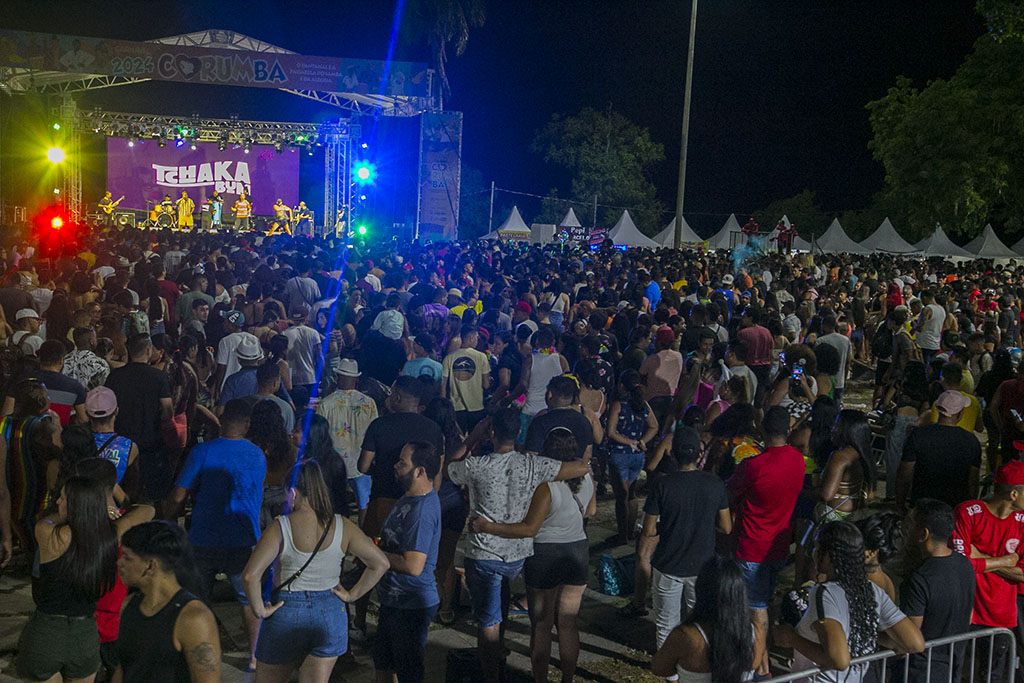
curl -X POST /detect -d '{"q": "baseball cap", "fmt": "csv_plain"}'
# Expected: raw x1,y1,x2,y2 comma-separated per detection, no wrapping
721,274,734,286
290,305,310,322
448,288,463,299
86,386,117,418
236,333,264,362
223,310,245,326
655,326,675,345
15,308,39,321
996,460,1024,486
336,358,361,377
935,390,971,417
515,301,532,314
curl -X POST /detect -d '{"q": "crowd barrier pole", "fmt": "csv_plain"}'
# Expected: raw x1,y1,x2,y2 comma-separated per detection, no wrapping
763,627,1016,683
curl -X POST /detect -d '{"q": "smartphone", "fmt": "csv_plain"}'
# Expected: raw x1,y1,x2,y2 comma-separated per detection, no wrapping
1012,408,1023,425
791,364,804,382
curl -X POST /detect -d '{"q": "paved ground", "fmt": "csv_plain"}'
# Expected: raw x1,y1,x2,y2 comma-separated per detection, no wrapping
0,371,887,682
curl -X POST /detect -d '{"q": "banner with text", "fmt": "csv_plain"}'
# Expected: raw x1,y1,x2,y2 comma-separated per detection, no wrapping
0,29,429,96
106,139,299,214
417,112,462,241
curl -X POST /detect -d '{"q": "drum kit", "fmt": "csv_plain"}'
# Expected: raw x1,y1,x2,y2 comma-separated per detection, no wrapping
148,204,175,229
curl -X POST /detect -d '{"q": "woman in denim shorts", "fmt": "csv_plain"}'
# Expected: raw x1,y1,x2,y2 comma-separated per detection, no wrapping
242,460,390,682
606,370,659,543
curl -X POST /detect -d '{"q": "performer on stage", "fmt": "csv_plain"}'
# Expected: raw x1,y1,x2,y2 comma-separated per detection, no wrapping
268,198,293,235
233,192,252,232
176,191,195,231
97,190,123,229
209,191,224,230
294,201,313,236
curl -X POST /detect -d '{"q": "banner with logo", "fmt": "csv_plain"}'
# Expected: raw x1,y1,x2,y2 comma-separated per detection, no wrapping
0,29,429,96
106,138,299,214
417,112,462,241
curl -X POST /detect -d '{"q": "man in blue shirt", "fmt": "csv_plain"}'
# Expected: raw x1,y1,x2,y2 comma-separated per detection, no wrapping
373,441,442,683
166,398,266,671
642,269,661,309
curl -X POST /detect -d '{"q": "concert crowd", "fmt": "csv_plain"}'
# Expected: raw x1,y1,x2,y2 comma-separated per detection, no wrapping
2,225,1024,683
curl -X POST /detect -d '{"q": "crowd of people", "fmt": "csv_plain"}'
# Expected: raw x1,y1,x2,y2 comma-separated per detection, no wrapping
2,226,1024,682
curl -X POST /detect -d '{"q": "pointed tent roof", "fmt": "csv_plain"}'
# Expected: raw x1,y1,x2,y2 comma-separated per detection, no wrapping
496,206,531,237
1012,236,1024,256
792,236,812,252
608,210,659,249
965,224,1018,259
708,214,742,250
559,208,582,228
858,218,918,254
915,226,974,258
815,218,868,254
654,217,703,248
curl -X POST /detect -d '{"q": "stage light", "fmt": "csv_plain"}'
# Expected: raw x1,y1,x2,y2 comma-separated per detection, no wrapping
190,142,197,150
295,134,305,143
361,142,368,149
357,224,368,236
353,161,377,185
53,188,60,195
127,140,135,148
244,142,251,154
46,147,66,163
52,122,61,131
51,217,63,230
359,194,367,201
159,140,165,148
175,139,185,148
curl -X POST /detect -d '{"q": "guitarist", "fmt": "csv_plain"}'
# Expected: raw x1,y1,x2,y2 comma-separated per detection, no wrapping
98,191,124,229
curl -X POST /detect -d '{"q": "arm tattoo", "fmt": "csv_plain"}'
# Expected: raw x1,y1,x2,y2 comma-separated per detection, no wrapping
187,642,218,672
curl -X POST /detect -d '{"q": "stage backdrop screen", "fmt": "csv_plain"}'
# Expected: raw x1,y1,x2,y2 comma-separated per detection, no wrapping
106,138,299,215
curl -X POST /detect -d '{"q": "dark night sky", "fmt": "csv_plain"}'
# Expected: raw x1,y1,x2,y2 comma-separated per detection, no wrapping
1,0,985,234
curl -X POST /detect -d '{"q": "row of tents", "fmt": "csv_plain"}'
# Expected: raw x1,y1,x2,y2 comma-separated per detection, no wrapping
485,206,1023,260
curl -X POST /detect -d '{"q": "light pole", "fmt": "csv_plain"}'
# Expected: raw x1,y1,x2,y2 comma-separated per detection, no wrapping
674,0,698,249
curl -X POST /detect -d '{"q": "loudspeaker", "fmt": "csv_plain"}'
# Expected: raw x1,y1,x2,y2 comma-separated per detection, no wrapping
115,212,136,229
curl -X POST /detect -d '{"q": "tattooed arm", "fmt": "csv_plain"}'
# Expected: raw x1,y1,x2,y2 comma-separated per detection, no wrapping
175,600,221,682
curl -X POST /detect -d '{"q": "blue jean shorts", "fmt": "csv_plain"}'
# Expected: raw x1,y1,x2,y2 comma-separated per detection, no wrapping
736,558,784,610
609,450,645,482
349,475,371,511
255,589,348,664
464,557,525,628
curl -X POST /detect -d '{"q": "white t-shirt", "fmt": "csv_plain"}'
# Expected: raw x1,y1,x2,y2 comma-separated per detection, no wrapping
817,332,853,389
215,331,250,389
282,324,324,385
792,581,906,683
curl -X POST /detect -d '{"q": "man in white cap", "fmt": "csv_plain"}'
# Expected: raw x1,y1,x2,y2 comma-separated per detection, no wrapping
11,309,42,355
316,358,379,526
212,310,247,401
217,334,266,414
282,305,323,407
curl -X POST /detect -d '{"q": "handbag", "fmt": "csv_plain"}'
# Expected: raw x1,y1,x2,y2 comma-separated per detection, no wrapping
269,518,332,603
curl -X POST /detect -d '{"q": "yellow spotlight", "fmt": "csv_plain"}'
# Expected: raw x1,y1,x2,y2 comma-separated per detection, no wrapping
51,217,63,229
47,147,66,163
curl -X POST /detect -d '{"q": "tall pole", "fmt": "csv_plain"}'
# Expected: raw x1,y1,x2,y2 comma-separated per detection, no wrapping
674,0,698,249
592,194,598,228
487,180,495,233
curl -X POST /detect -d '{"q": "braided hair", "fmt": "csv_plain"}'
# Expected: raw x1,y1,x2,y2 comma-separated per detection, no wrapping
818,521,878,657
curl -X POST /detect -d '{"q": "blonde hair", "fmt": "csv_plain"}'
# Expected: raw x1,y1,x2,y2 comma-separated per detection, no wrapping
290,460,334,527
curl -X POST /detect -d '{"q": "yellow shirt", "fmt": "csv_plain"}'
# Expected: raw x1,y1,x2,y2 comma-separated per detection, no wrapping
925,391,981,432
450,301,483,318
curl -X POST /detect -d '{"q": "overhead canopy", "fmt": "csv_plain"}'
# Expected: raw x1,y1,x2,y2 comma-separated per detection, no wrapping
609,210,659,249
707,214,742,250
559,208,582,228
1012,236,1024,256
817,218,869,254
653,217,703,247
496,206,531,238
914,226,974,259
858,218,918,254
965,224,1018,259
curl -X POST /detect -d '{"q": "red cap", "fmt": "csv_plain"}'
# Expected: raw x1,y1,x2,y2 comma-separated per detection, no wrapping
655,326,675,345
515,301,532,314
995,460,1024,486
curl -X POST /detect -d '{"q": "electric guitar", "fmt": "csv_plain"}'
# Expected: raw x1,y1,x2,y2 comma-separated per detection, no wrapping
100,196,125,214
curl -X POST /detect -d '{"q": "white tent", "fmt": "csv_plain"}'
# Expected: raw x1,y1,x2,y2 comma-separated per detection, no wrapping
496,206,531,240
816,218,869,254
653,217,703,247
707,214,742,250
559,208,582,228
858,218,918,254
792,236,813,252
1012,236,1024,256
965,224,1018,259
914,226,974,259
767,215,813,251
608,210,659,249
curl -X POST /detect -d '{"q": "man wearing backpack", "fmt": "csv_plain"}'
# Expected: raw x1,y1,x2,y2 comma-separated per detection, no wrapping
872,311,896,407
968,332,994,386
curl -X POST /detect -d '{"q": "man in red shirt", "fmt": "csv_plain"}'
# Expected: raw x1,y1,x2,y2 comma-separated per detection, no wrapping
736,305,773,404
951,460,1024,679
727,405,805,674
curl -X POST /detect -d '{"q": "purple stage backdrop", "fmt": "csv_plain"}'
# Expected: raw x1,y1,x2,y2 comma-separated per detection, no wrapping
106,138,299,215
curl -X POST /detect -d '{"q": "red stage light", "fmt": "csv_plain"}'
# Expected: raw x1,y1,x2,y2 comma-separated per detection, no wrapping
50,217,63,230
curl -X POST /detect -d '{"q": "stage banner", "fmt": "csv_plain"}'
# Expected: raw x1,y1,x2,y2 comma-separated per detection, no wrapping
0,29,428,96
106,139,299,215
417,112,462,241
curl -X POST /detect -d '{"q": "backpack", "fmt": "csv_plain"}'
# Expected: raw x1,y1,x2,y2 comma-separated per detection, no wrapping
597,553,636,596
0,343,35,395
871,321,894,358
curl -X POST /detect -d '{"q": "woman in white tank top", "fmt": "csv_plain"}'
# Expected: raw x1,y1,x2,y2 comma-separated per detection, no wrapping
242,460,390,682
520,327,570,418
651,557,764,683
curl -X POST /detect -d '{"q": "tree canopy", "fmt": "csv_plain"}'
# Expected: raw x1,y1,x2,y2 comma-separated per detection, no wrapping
533,107,666,235
866,35,1024,240
751,190,827,239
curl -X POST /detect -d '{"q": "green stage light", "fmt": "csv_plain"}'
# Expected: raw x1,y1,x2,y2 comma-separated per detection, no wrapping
52,122,61,131
357,225,368,236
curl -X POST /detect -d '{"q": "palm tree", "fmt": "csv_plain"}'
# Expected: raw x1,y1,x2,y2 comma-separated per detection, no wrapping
406,0,486,99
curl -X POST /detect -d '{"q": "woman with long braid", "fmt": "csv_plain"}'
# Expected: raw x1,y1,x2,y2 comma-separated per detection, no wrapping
775,521,924,682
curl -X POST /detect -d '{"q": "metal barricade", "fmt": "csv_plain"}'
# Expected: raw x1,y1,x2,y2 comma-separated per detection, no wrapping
764,627,1017,683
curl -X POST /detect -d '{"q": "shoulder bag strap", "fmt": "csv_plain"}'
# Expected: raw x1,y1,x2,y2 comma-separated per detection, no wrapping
96,433,119,456
272,517,332,594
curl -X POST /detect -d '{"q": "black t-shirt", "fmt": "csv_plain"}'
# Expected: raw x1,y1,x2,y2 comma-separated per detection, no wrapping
523,407,594,460
0,288,34,323
644,469,729,577
899,552,975,681
901,423,981,508
361,412,444,500
105,362,172,452
497,349,523,391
